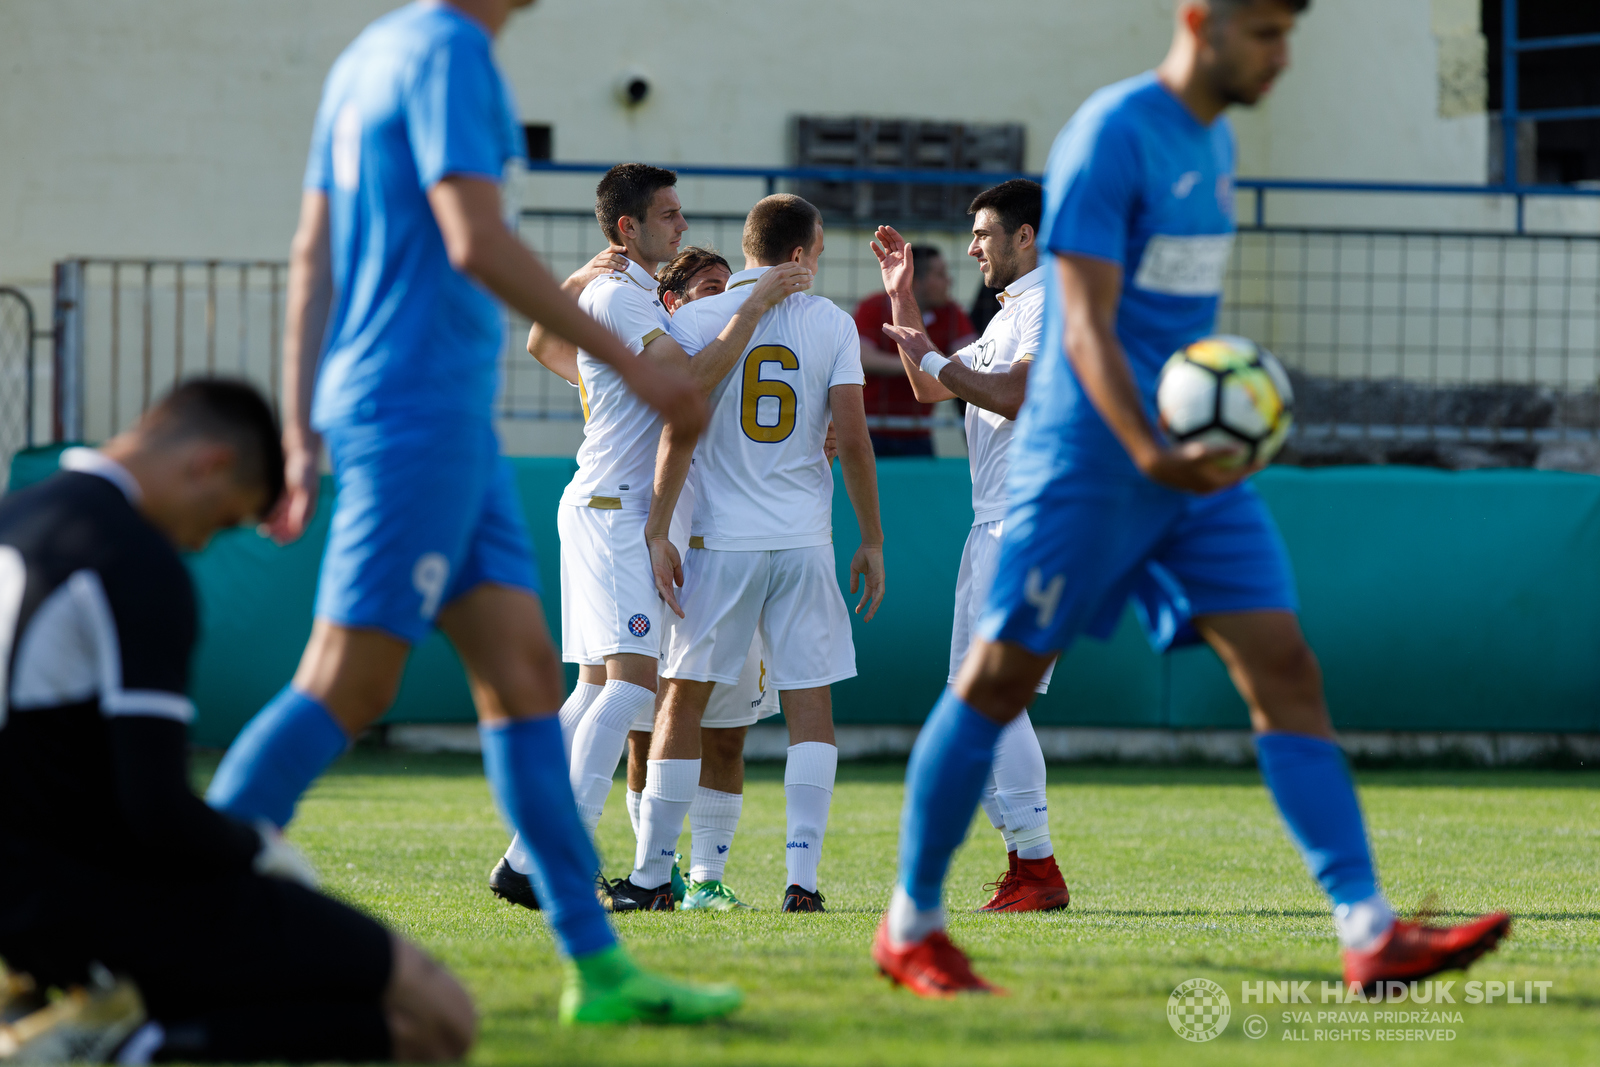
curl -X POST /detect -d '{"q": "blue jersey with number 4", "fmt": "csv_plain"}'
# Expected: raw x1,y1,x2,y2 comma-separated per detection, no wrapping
1012,72,1236,493
303,2,523,431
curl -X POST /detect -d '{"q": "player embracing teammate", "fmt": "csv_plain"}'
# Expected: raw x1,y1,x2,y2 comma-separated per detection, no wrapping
630,194,887,913
874,0,1510,997
489,164,805,912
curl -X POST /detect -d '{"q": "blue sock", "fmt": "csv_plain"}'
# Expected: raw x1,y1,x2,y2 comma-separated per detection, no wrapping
898,689,1004,911
1255,733,1379,906
206,686,349,828
480,717,616,958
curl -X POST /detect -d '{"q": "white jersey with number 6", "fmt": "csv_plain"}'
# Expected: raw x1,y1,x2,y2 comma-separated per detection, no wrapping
666,266,864,550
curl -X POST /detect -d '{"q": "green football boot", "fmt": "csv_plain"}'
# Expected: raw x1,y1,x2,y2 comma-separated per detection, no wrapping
560,945,743,1026
682,879,754,911
671,853,687,903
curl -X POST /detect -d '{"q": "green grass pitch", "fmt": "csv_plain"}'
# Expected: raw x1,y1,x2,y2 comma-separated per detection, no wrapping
260,752,1598,1066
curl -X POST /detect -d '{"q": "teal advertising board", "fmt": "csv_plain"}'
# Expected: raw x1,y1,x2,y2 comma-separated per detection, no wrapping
11,450,1599,743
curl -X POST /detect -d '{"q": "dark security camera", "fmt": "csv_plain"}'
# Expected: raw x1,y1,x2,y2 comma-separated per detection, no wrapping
615,70,651,107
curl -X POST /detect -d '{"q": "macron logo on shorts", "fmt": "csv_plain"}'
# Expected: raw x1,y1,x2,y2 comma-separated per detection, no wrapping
628,613,651,637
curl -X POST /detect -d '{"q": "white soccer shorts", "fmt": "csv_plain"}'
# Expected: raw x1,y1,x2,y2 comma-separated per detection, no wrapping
557,504,663,664
950,519,1056,693
633,636,781,731
662,545,856,689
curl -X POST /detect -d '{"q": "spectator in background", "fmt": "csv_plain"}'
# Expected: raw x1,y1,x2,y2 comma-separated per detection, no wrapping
854,245,977,457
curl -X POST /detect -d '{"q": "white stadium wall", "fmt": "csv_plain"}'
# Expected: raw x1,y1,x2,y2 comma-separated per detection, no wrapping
1,0,1512,290
8,0,1584,452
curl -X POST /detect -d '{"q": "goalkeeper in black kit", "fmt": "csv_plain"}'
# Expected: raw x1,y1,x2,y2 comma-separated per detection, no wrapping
0,380,473,1064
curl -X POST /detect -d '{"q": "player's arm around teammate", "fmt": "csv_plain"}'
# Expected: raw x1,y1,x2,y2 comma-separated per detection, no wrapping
526,245,632,386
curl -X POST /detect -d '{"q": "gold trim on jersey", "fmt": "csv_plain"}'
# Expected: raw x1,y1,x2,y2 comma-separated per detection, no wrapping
615,263,659,293
689,536,705,549
576,372,591,422
728,277,759,290
640,327,666,348
587,496,622,510
1016,353,1036,363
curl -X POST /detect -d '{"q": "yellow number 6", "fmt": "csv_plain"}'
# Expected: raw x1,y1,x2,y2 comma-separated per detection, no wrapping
740,345,798,443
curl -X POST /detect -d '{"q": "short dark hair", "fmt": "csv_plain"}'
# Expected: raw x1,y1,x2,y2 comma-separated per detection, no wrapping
141,378,284,514
1209,0,1310,14
909,244,944,273
594,163,678,245
657,246,732,301
742,194,822,264
968,180,1043,236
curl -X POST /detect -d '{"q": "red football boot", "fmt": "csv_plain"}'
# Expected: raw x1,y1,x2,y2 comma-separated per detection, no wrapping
977,855,1071,913
976,852,1019,911
872,917,1007,998
1343,912,1511,994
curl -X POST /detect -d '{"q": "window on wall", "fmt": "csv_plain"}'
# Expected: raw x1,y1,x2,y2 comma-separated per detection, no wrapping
791,117,1025,224
1483,2,1600,184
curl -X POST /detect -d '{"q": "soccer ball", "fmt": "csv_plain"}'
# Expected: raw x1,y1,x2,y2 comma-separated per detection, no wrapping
1156,335,1294,468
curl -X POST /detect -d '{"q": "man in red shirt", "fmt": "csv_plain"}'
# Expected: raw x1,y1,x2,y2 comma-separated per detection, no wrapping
854,245,977,456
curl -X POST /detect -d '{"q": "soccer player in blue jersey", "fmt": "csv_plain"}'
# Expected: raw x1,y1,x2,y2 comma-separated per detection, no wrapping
202,0,741,1025
873,0,1510,998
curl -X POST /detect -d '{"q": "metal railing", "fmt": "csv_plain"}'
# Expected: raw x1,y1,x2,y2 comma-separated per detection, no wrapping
51,259,284,445
43,165,1600,452
0,288,38,481
1220,227,1600,445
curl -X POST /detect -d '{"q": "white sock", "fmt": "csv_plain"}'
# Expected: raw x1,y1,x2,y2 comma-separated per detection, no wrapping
503,833,536,875
630,758,699,888
994,711,1052,859
626,788,643,838
1010,822,1052,861
568,680,654,836
504,682,606,872
688,787,743,883
784,742,837,893
557,680,605,760
978,777,1019,852
1334,892,1396,951
887,886,946,947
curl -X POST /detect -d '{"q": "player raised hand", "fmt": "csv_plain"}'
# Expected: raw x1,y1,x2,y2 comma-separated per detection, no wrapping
850,542,886,622
870,225,915,294
743,261,814,310
262,441,321,545
648,535,685,619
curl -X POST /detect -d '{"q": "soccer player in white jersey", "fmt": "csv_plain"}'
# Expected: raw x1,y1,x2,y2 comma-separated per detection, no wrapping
870,180,1071,913
491,167,807,910
620,194,887,913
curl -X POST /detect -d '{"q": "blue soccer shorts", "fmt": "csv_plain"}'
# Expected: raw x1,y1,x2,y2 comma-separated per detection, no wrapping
315,418,541,644
977,474,1298,656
